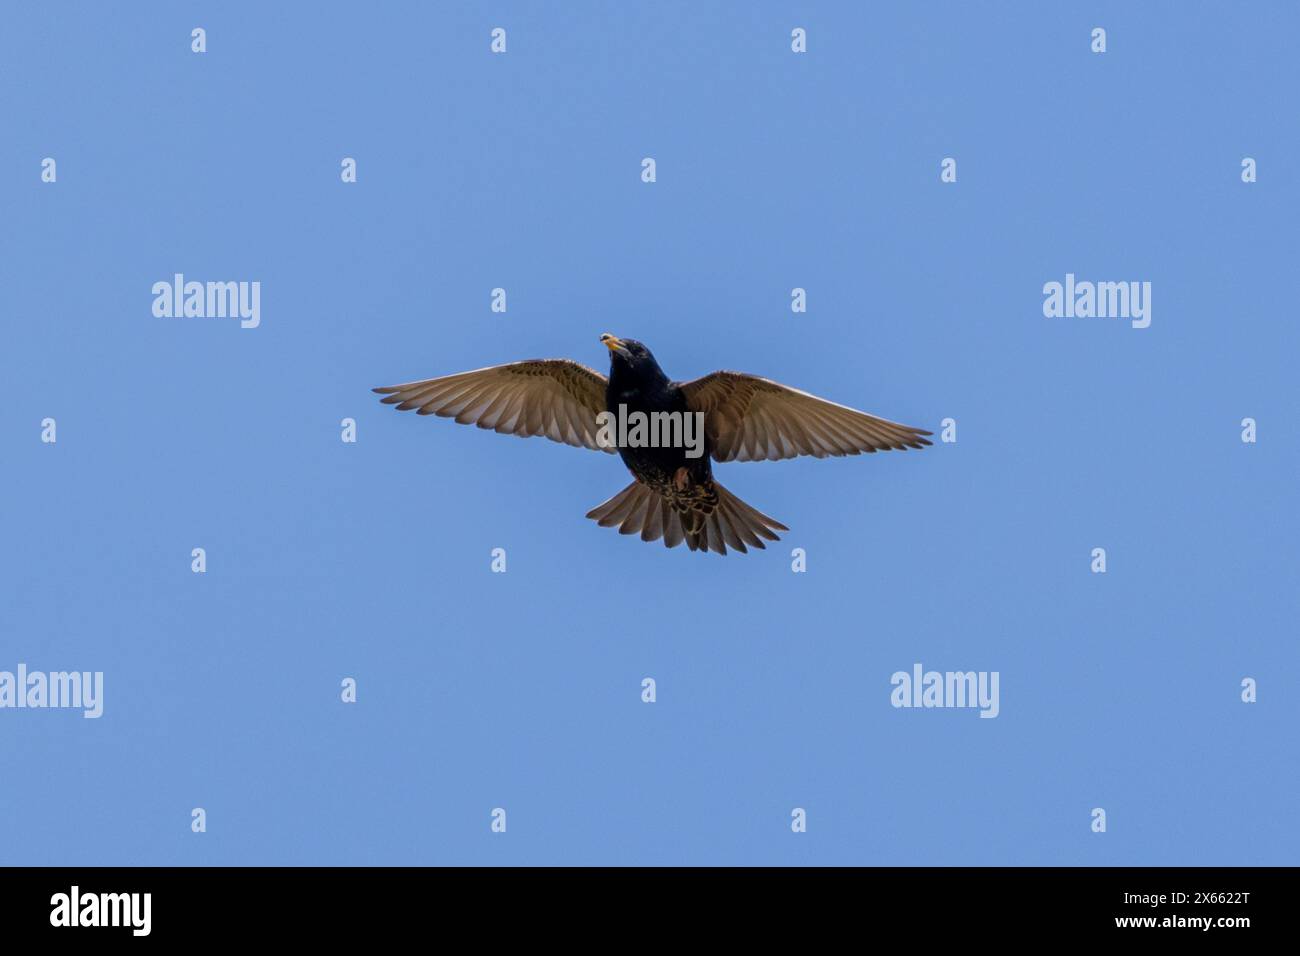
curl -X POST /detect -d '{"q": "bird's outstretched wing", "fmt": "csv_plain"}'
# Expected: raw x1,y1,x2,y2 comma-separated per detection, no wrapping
679,371,932,462
373,359,615,453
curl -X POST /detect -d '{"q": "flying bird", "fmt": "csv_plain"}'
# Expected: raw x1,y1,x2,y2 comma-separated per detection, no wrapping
373,334,931,555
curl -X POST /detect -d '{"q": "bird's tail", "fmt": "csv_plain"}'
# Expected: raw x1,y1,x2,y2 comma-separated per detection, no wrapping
585,480,788,555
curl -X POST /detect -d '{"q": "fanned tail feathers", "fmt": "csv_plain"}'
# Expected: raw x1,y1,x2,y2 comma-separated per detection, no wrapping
585,480,787,555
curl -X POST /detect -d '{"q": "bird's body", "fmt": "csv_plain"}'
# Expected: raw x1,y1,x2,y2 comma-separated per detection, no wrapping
605,344,700,483
603,346,719,546
374,334,931,555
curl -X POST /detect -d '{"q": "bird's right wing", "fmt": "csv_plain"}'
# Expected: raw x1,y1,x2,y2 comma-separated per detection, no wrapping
373,359,616,453
679,371,932,462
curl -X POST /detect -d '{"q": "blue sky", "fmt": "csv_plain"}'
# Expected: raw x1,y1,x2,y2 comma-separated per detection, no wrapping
1,2,1296,865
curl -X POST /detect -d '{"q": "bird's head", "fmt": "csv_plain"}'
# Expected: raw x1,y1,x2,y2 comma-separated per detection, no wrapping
600,333,661,375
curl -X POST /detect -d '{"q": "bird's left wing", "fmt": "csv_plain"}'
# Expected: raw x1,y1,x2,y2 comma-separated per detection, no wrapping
373,359,616,453
679,371,932,462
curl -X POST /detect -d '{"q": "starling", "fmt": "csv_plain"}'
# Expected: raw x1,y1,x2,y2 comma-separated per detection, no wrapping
373,334,931,555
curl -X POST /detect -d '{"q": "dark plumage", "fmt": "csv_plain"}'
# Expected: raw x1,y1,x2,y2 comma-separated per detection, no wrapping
373,334,932,555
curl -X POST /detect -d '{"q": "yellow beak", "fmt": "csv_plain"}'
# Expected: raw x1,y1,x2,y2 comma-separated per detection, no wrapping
600,333,625,352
